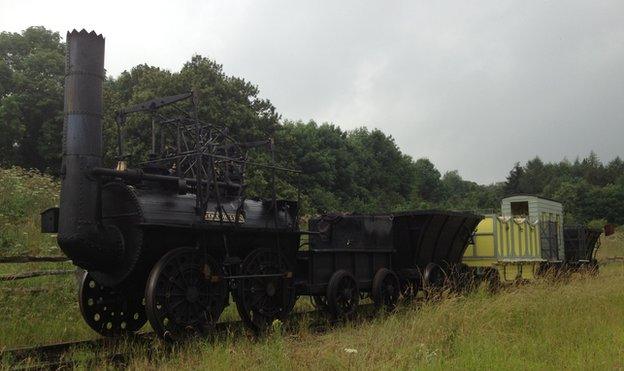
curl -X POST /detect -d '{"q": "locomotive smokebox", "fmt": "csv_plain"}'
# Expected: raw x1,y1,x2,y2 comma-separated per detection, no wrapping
58,30,121,271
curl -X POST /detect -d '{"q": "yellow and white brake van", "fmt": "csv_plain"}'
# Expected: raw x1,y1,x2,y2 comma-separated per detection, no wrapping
463,195,564,284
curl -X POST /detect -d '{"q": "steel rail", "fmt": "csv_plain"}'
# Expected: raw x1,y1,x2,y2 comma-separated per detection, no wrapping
0,304,380,369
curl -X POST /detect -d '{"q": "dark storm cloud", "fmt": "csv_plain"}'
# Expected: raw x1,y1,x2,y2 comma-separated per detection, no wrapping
2,0,623,183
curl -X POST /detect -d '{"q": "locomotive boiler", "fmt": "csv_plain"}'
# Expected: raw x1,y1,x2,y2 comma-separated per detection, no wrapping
42,30,302,338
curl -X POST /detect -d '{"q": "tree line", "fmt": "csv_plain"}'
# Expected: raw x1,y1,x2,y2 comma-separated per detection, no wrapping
1,27,622,224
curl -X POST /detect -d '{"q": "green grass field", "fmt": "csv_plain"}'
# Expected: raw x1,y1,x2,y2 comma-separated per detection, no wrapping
3,167,624,369
2,239,624,369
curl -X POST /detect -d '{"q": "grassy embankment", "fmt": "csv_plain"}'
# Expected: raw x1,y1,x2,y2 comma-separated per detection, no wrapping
2,166,624,369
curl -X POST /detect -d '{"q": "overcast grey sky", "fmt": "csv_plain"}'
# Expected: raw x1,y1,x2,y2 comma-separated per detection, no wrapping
2,0,623,184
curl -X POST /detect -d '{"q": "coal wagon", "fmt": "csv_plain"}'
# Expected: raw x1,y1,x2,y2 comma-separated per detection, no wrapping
563,226,602,271
295,211,482,317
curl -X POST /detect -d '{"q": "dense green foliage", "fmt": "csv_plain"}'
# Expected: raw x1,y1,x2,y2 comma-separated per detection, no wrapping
0,167,59,256
1,27,622,223
0,27,64,171
504,154,624,224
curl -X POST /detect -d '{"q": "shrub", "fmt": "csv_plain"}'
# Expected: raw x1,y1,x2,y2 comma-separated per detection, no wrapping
0,167,60,255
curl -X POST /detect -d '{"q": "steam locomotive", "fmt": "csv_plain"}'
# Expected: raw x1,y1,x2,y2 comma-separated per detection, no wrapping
46,30,588,341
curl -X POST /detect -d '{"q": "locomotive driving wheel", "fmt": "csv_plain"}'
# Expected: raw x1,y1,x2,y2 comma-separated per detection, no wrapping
326,270,359,319
145,247,227,340
79,271,146,337
371,268,400,311
234,248,296,334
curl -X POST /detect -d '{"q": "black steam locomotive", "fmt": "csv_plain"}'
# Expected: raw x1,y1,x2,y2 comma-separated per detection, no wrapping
42,30,481,340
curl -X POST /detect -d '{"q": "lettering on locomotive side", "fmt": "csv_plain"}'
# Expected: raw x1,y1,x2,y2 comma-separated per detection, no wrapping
204,211,245,223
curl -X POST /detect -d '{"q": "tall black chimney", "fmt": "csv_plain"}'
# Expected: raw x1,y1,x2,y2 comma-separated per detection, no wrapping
57,30,118,270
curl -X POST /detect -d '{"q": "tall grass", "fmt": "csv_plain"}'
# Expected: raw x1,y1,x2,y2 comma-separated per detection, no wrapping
4,265,624,369
120,266,624,370
0,167,59,256
0,263,90,349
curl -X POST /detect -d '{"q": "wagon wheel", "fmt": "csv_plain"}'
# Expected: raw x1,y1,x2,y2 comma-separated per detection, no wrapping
372,268,400,311
422,263,449,299
234,248,296,334
145,247,227,340
326,270,359,319
79,271,146,337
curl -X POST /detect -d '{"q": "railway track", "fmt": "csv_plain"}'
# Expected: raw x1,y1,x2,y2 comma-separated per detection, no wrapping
2,320,254,369
1,320,243,369
1,335,150,370
4,268,604,369
0,305,360,369
4,271,603,370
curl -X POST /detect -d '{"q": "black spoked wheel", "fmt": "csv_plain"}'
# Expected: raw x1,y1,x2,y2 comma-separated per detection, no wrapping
326,270,359,319
79,271,146,337
372,268,400,311
145,247,227,340
234,248,296,334
423,263,449,299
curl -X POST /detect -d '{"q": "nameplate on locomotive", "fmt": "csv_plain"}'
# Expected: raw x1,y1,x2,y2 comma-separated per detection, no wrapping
204,211,245,223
